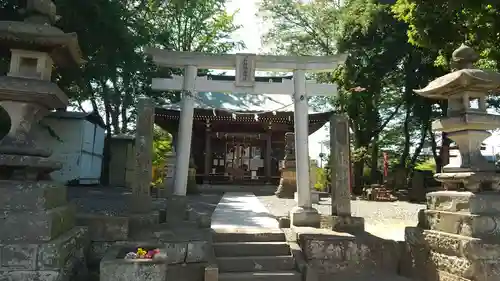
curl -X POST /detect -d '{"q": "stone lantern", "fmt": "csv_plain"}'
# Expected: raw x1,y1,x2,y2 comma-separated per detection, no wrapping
0,1,89,280
403,45,500,281
414,44,500,191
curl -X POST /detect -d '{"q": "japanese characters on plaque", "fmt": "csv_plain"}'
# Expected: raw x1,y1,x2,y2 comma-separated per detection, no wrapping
235,54,256,88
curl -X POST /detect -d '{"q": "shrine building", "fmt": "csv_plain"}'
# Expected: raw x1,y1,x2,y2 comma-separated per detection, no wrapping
154,75,333,185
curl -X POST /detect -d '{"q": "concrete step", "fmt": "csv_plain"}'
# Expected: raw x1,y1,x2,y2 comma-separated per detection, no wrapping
214,242,290,257
218,271,301,281
213,231,286,243
217,256,295,273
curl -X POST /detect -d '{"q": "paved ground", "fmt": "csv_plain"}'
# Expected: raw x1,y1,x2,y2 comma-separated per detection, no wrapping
211,192,280,231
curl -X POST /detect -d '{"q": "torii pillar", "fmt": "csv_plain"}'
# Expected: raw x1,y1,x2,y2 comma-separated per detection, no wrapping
146,49,346,227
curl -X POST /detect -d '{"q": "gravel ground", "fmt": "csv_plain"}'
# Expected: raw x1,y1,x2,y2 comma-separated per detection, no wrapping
258,195,425,240
67,186,223,217
258,195,424,225
68,185,424,240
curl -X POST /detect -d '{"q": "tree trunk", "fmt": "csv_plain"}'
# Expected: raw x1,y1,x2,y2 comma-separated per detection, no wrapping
438,133,451,172
400,105,412,166
100,127,113,186
369,136,380,184
352,160,364,195
428,127,440,172
436,100,450,172
408,124,429,179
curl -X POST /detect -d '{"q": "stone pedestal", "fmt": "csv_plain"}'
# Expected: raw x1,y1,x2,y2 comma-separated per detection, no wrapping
290,206,321,228
0,181,90,280
404,191,500,281
275,132,296,198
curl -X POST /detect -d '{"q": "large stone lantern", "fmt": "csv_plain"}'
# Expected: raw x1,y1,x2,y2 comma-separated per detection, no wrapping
0,1,89,280
414,44,500,191
403,45,500,281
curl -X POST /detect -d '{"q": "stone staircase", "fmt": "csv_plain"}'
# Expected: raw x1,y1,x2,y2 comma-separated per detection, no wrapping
213,231,301,281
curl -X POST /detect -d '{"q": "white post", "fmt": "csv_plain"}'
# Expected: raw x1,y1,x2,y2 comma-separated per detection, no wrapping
290,69,320,227
293,69,311,208
173,65,197,196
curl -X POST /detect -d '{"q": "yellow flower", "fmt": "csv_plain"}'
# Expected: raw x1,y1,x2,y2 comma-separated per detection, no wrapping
136,248,147,256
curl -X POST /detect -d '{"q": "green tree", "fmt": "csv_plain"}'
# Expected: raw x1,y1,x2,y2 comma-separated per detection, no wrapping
260,0,441,193
392,1,500,172
0,0,243,183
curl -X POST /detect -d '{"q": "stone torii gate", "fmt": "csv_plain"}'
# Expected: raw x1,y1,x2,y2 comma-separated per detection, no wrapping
146,49,346,226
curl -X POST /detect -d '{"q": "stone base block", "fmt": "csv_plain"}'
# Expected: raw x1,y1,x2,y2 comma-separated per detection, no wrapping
402,227,500,281
429,250,500,281
131,221,211,243
426,190,500,214
167,263,205,281
0,269,66,281
294,192,319,204
0,226,89,281
290,206,320,228
166,195,189,221
100,252,167,281
420,209,500,242
128,212,159,237
435,270,471,281
88,241,117,267
76,214,129,241
0,204,76,242
0,226,89,270
294,227,401,277
320,215,365,233
400,227,430,280
0,180,67,211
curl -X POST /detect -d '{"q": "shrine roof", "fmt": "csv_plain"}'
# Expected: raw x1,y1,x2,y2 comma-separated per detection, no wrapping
161,91,296,112
157,75,330,114
155,75,334,131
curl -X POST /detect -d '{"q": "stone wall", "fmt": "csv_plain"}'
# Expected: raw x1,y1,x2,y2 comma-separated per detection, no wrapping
296,229,402,280
77,212,159,280
400,191,500,281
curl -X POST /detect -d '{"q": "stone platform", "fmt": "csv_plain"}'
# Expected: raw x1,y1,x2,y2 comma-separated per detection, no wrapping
211,192,300,281
211,192,281,233
209,192,411,281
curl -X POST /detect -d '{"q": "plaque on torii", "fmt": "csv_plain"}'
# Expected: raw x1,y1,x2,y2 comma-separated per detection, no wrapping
235,54,256,88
